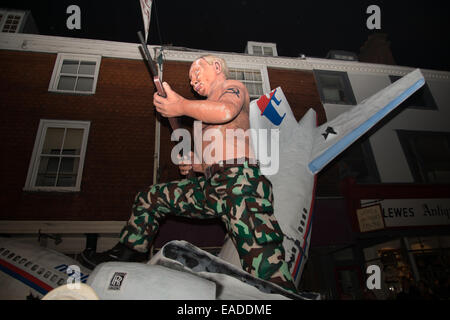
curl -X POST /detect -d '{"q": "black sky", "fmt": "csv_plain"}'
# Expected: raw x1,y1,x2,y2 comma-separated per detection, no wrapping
2,0,450,71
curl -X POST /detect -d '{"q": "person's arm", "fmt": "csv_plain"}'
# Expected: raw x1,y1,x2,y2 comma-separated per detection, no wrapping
153,82,245,124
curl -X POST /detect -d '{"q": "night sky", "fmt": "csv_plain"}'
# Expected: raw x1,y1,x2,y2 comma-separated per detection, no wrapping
2,0,450,71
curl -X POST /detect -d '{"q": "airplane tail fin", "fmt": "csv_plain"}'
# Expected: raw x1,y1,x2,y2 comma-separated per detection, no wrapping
249,88,318,288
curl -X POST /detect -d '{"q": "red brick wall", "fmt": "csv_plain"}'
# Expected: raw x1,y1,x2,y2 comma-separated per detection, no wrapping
0,51,158,221
267,68,326,125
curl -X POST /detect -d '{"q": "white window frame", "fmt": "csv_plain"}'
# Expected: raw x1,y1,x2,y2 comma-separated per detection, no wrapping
0,9,25,33
314,69,357,106
397,130,450,184
24,120,91,192
48,53,101,95
246,41,278,57
227,62,271,99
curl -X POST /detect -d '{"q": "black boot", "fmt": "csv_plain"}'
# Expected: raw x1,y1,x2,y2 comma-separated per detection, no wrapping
79,242,148,270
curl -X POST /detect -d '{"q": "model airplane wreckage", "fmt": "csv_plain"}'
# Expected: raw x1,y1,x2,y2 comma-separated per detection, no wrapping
0,68,424,300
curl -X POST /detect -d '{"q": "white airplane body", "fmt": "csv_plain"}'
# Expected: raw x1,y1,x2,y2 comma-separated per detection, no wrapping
0,238,91,300
248,68,425,286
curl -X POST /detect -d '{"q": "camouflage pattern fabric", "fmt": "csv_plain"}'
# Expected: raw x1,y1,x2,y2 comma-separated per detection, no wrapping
119,160,297,292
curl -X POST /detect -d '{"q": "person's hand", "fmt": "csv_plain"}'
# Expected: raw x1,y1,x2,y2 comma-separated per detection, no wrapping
177,151,203,175
153,82,185,117
178,154,192,175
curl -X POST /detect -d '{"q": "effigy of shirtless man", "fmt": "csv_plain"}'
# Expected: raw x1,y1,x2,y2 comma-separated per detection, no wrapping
80,55,296,293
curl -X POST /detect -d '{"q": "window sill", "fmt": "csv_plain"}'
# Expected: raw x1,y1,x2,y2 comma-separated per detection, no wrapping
22,187,81,193
48,89,96,95
322,100,357,106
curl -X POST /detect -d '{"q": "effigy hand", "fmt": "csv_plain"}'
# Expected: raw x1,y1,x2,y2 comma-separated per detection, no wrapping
153,82,185,118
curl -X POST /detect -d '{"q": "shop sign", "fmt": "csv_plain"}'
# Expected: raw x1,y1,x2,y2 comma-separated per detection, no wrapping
356,204,385,232
361,198,450,228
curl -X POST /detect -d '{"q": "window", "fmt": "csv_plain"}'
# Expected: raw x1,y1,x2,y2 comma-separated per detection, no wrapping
390,75,437,110
0,10,24,33
246,41,278,57
397,130,450,183
24,120,91,192
326,50,358,61
314,70,356,105
338,138,380,184
49,53,101,94
227,64,270,100
228,68,264,98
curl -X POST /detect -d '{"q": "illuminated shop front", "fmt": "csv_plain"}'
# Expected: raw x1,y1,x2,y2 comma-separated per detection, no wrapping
343,178,450,299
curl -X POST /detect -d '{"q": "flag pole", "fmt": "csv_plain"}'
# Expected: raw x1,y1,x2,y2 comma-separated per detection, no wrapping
139,0,161,184
139,0,153,42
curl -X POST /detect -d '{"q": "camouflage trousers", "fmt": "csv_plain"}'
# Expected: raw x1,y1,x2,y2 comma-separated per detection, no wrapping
119,160,296,292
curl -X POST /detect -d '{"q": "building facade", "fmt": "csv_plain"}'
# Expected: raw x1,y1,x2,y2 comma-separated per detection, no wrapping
306,49,450,299
1,30,449,299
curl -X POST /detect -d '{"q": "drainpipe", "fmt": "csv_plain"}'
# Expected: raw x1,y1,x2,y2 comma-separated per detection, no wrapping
152,47,162,185
153,115,160,185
